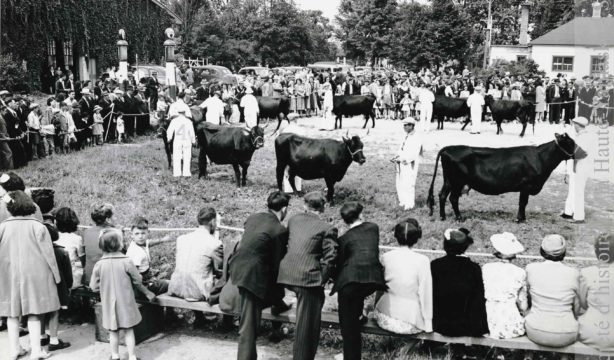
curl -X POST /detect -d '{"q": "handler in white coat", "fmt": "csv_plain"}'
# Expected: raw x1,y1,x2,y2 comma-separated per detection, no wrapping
166,104,196,177
394,118,423,210
562,116,591,223
466,86,485,134
240,87,259,129
199,90,225,125
418,83,434,132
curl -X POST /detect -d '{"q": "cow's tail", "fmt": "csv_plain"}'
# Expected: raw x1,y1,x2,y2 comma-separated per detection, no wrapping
426,150,442,216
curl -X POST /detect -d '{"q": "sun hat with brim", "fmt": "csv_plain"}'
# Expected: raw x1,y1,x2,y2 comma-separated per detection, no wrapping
94,105,103,112
403,117,416,125
0,90,9,96
490,232,525,257
29,103,39,110
541,234,566,257
113,89,124,95
572,117,588,127
52,108,60,114
444,228,468,244
81,88,91,94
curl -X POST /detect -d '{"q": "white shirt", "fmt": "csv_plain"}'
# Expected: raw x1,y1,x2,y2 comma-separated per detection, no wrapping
27,111,41,130
127,241,150,273
418,88,434,104
199,96,225,124
166,115,196,143
56,232,85,264
466,92,485,109
240,94,259,115
398,131,422,164
168,99,189,119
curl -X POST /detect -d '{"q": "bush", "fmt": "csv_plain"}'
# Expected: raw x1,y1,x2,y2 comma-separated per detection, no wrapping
0,55,31,93
476,58,545,80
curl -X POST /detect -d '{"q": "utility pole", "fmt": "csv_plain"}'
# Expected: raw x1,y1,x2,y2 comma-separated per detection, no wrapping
482,0,493,69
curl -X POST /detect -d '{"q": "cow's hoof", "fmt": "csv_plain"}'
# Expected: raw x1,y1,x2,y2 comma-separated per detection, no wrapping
455,216,465,222
515,218,526,223
440,216,446,221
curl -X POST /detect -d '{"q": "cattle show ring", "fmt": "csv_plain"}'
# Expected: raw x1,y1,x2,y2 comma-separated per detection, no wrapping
7,107,613,358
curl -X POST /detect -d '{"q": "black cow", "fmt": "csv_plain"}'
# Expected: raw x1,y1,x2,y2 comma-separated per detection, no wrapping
197,123,265,187
332,95,376,129
254,96,290,133
275,133,366,202
463,95,535,137
426,133,587,222
432,96,469,130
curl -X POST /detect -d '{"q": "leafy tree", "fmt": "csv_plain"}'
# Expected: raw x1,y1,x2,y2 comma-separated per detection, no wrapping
0,55,31,92
531,0,574,39
336,0,398,65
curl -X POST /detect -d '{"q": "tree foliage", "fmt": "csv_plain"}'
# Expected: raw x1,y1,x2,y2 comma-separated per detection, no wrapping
187,0,336,69
0,55,30,93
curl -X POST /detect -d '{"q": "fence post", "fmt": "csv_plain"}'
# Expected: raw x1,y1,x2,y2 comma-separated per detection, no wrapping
576,97,579,118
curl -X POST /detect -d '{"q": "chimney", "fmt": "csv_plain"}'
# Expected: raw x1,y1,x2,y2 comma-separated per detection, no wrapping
592,1,602,18
519,1,530,46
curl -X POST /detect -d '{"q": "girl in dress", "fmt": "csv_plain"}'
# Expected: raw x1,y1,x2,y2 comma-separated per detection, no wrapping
90,228,155,360
115,113,125,143
55,207,84,289
400,93,412,119
92,105,104,145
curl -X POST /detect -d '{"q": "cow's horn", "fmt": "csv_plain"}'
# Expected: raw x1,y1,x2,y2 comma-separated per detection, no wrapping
365,128,371,136
345,130,350,138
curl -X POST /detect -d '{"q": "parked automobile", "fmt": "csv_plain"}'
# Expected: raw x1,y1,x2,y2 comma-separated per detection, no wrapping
134,65,167,86
193,65,238,86
307,62,354,75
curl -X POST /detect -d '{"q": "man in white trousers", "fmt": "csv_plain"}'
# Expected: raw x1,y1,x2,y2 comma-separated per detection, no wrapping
418,82,434,132
466,85,485,134
240,87,259,129
394,118,422,210
166,104,196,177
562,116,592,223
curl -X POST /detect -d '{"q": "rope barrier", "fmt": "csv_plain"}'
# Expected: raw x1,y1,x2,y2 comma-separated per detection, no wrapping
76,224,597,263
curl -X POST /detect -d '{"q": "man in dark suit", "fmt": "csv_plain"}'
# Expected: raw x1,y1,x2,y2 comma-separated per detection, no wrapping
230,191,292,360
546,78,562,124
332,202,386,360
277,192,338,360
342,77,360,96
146,72,160,111
563,81,577,125
55,73,67,95
77,88,95,148
2,96,27,168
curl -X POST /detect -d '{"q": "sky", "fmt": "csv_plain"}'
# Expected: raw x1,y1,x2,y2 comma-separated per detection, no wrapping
295,0,342,21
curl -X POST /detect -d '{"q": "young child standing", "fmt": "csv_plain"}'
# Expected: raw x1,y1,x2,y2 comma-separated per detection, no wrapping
116,113,125,143
92,105,104,145
90,228,155,360
400,93,412,119
126,217,170,295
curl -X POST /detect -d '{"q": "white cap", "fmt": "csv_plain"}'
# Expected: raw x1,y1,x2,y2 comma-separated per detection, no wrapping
81,88,91,94
490,232,525,257
403,117,416,125
572,117,588,127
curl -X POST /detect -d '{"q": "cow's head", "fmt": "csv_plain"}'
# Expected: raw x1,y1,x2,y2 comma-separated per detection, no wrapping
554,133,587,160
484,94,494,105
250,126,265,149
343,135,366,165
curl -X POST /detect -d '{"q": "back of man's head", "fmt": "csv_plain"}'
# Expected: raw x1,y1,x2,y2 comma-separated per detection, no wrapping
267,191,290,212
304,191,326,213
340,201,363,225
197,207,217,226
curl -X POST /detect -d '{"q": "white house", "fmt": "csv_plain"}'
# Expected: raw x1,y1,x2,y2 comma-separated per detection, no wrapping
490,2,614,79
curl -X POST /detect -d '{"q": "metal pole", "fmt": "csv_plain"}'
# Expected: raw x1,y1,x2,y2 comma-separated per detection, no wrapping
483,0,492,69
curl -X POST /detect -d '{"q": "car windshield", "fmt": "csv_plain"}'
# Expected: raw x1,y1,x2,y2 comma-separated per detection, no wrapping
220,68,231,74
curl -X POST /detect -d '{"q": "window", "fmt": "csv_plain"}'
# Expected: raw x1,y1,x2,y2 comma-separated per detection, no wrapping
552,56,573,72
590,55,607,76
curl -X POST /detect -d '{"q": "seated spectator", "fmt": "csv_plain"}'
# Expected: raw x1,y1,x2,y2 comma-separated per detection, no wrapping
431,228,488,337
55,207,85,288
374,218,432,335
482,232,528,339
126,217,169,295
332,202,386,360
525,234,579,348
0,190,60,360
168,207,223,301
83,203,116,286
578,233,614,352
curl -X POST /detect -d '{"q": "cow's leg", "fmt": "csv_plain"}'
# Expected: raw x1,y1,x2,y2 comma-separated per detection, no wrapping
520,119,528,137
371,110,376,128
232,163,241,187
438,179,452,220
449,185,464,221
362,113,368,129
325,177,335,203
241,164,249,187
198,147,208,179
461,116,471,131
517,192,529,223
288,168,300,194
276,163,286,192
274,114,283,133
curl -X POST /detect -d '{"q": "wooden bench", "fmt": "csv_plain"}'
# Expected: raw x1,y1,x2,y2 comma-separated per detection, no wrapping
74,289,613,357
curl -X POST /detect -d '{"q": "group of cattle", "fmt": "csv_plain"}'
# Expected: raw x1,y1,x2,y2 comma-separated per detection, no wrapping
157,92,586,222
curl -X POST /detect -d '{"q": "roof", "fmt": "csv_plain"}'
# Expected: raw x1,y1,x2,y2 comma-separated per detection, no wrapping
149,0,182,24
531,17,614,46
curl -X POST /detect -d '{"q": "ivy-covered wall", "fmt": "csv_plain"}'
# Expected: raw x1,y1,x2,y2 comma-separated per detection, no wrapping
1,0,174,88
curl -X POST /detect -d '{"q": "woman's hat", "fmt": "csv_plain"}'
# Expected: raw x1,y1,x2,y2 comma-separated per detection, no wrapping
490,232,524,257
572,117,588,127
403,117,416,125
29,103,39,110
94,105,103,112
81,88,91,94
444,228,468,244
52,108,60,114
541,234,566,257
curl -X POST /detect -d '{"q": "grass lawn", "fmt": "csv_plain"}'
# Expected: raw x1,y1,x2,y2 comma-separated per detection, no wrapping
16,117,614,359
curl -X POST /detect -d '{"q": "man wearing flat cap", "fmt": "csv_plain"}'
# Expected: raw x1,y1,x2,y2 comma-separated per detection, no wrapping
278,191,338,360
562,116,591,223
546,78,562,124
394,118,422,210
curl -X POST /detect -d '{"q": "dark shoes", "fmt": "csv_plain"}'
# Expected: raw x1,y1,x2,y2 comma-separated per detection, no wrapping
40,336,49,346
271,302,292,316
48,339,71,351
560,213,573,219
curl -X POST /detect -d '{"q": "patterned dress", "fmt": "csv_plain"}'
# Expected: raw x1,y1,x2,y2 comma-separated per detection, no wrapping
482,261,528,339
